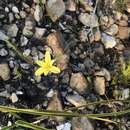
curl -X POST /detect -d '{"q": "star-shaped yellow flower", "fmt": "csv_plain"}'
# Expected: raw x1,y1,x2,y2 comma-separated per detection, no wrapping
35,51,60,76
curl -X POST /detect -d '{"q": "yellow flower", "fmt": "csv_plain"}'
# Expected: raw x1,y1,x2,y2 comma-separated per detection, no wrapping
35,51,60,76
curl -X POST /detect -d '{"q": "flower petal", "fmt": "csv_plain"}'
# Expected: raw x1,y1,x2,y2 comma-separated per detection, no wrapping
50,66,60,74
45,51,51,64
50,59,55,65
35,68,45,76
36,60,45,67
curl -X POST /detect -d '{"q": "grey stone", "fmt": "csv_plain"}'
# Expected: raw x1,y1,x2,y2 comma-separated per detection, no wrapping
46,0,65,21
0,48,8,56
56,122,71,130
5,24,18,37
66,94,86,107
105,24,119,36
79,13,99,27
0,30,9,41
23,49,31,56
72,117,94,130
34,5,43,22
101,33,116,48
20,36,28,46
12,6,19,13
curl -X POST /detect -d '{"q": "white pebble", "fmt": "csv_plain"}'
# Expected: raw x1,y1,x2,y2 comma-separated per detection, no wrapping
56,122,71,130
12,6,19,13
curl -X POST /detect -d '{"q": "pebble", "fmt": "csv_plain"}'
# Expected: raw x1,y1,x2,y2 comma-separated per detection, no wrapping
46,89,54,98
72,117,94,130
20,36,28,46
66,94,86,107
101,33,117,49
20,11,27,18
46,0,65,22
126,2,130,13
79,13,99,27
4,24,18,37
12,6,19,13
10,93,18,103
94,68,111,81
34,5,43,22
120,88,130,100
67,0,76,12
94,76,105,95
93,42,104,56
47,91,64,121
100,15,109,27
0,30,9,41
34,27,46,39
0,63,10,81
20,63,30,70
105,24,119,36
70,73,88,95
47,32,69,70
23,49,31,56
23,15,35,37
56,122,71,130
118,20,128,27
94,29,101,41
5,7,9,13
0,48,8,56
117,26,130,40
8,12,14,23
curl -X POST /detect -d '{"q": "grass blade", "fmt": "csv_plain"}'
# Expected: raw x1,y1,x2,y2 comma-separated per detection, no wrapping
15,120,49,130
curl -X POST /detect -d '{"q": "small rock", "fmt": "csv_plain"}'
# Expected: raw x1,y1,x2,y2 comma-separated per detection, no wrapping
56,122,71,130
8,12,14,23
47,91,64,121
126,2,130,13
101,33,116,48
93,43,104,56
0,63,10,81
46,32,69,70
100,15,109,27
46,89,54,98
67,0,76,12
120,88,130,100
20,63,30,69
70,73,88,95
79,13,99,27
105,24,119,36
66,94,86,107
20,11,27,18
46,0,65,22
0,30,9,41
0,48,8,56
10,93,18,103
94,29,101,41
95,68,111,81
23,15,35,37
94,76,105,95
72,117,94,130
5,24,18,37
114,11,122,21
34,27,46,39
23,49,31,56
5,7,9,12
34,5,43,22
118,20,128,27
117,26,130,40
12,6,19,13
20,36,28,46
